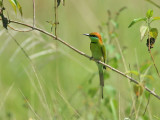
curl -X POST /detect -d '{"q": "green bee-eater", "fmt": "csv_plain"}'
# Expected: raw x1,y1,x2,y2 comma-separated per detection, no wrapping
84,32,106,99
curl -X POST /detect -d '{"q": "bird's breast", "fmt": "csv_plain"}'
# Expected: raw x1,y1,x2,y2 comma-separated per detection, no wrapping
90,43,103,60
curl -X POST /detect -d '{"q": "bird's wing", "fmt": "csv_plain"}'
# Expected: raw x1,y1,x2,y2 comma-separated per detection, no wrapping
101,45,106,63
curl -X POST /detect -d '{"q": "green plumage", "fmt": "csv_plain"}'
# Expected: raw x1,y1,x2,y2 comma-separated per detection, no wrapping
85,32,106,99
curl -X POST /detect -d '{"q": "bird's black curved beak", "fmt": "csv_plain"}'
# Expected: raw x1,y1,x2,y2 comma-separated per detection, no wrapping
83,33,90,36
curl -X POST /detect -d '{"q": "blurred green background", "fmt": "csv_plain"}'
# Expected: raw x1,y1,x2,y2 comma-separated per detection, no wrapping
1,0,160,119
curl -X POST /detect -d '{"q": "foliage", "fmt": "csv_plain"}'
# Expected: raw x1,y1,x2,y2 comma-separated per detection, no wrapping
129,9,160,43
8,0,23,16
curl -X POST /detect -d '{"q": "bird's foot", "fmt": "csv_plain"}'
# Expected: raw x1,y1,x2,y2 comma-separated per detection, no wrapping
90,57,94,60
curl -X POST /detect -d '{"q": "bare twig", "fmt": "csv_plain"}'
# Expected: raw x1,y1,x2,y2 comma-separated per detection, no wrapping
8,25,33,32
129,96,137,118
149,48,160,78
57,90,80,117
115,7,127,21
18,89,42,120
54,0,58,37
147,22,160,78
143,93,151,115
145,0,160,9
32,0,35,27
4,19,160,100
7,31,31,61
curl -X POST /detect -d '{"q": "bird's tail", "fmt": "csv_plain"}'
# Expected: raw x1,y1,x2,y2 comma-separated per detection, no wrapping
98,64,104,99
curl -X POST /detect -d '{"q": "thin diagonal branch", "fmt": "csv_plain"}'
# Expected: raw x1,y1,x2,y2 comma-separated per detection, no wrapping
145,0,160,9
149,46,160,78
5,19,160,100
143,93,151,116
18,89,42,120
147,19,160,78
8,25,33,32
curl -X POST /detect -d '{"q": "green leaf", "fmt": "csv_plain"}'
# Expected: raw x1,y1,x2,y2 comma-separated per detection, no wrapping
150,28,158,39
141,74,154,81
9,0,17,14
8,0,22,16
110,99,118,120
125,70,139,76
133,84,144,97
17,1,22,16
140,62,151,73
128,17,147,28
140,26,148,41
151,17,160,22
88,87,98,97
146,9,153,19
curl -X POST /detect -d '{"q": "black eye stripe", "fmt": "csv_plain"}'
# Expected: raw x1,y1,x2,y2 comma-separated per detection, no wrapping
90,35,98,38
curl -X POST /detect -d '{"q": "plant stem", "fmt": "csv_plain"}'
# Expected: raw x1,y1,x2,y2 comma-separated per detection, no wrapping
147,18,160,78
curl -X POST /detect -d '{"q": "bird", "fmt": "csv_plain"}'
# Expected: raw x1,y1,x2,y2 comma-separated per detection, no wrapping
83,32,106,99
